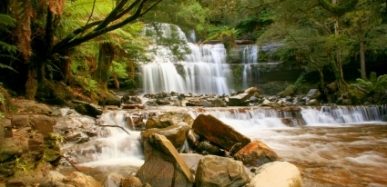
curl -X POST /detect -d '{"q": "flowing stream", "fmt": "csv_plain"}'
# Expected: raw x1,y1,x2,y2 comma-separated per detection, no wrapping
59,105,387,187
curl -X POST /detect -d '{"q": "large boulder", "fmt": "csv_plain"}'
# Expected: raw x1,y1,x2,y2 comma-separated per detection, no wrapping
248,161,302,187
13,99,52,115
0,139,22,162
192,114,251,154
145,112,194,129
234,140,279,167
228,87,262,106
11,115,30,129
136,134,194,187
141,122,191,149
195,155,250,187
30,115,56,137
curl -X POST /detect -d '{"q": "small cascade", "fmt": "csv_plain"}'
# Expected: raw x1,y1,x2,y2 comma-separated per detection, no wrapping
301,105,387,126
242,45,258,89
77,111,144,167
141,23,232,95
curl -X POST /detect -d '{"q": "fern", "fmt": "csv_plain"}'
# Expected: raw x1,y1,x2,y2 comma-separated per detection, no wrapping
353,72,387,94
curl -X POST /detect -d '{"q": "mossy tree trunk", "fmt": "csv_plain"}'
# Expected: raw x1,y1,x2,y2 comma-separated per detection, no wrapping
93,43,115,91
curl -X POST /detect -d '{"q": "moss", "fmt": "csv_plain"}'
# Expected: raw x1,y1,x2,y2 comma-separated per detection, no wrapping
36,80,73,105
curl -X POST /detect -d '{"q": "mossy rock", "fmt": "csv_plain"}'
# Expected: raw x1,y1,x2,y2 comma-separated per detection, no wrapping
36,80,73,105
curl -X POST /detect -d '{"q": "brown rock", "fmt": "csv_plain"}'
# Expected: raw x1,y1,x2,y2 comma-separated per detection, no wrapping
66,171,102,187
234,140,279,167
11,115,30,129
136,134,194,187
145,112,194,129
121,176,143,187
192,114,251,154
195,155,249,187
141,123,191,149
30,115,55,137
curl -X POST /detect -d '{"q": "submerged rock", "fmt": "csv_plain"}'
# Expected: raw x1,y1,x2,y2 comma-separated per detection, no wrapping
195,155,250,187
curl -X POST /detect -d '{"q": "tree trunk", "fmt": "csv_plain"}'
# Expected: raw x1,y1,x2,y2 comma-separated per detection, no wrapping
94,43,115,91
25,69,37,100
359,40,366,80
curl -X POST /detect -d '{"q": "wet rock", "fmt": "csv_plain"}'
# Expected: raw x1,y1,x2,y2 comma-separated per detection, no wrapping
248,161,302,187
192,114,251,154
102,172,122,187
307,99,320,106
145,112,194,129
121,104,145,109
120,176,143,187
195,155,249,187
228,87,262,106
156,98,170,105
211,98,227,107
30,115,56,137
65,171,102,187
234,140,278,167
121,95,142,104
11,115,29,129
306,89,321,100
136,134,194,187
194,140,225,156
126,113,145,130
73,100,103,118
141,122,191,149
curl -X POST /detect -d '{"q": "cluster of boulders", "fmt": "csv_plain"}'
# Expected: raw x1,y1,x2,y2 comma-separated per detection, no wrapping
0,99,62,186
128,111,302,187
124,87,324,109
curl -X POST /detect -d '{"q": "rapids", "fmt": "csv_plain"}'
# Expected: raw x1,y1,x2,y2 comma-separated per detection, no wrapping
58,105,387,187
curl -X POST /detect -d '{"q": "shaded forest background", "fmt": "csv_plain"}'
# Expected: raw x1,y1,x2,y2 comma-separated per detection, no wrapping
0,0,387,111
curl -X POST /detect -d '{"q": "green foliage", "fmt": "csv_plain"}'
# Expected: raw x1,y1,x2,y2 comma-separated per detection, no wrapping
0,13,18,72
352,72,387,95
286,74,306,90
110,61,128,79
206,26,240,50
73,75,100,94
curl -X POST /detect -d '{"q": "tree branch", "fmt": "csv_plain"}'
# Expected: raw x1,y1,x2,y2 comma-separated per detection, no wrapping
96,124,131,135
55,0,162,52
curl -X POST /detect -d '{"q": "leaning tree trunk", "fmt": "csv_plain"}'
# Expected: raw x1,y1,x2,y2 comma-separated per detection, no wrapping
94,43,115,91
359,40,366,80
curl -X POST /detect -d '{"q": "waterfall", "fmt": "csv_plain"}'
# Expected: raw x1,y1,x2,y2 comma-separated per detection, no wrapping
242,45,259,89
141,23,232,95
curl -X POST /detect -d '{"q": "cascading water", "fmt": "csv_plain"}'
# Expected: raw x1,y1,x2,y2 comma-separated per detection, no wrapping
141,23,232,95
242,45,258,89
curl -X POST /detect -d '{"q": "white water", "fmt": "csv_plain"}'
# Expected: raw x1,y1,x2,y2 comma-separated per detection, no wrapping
62,105,387,186
242,45,259,89
141,23,232,95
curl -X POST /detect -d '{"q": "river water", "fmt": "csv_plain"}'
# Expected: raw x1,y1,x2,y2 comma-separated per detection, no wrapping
58,105,387,187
